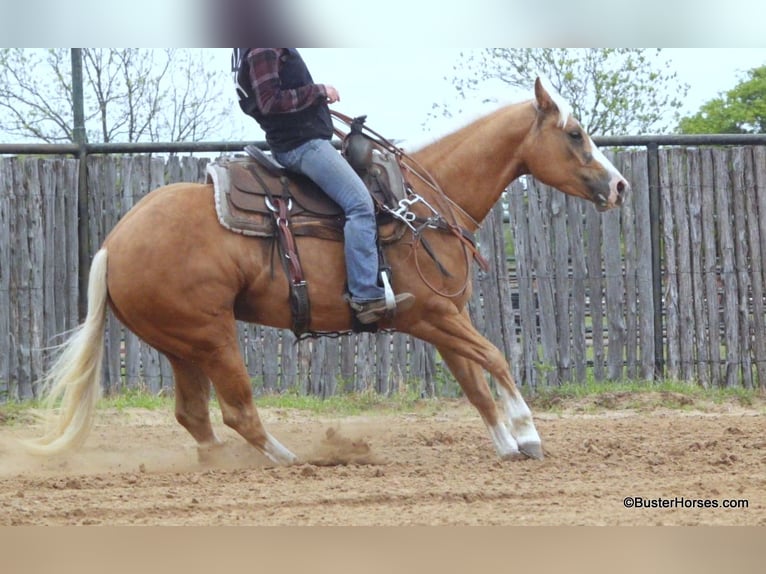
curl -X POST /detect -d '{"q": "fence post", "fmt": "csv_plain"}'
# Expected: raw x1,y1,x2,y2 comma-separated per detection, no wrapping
647,143,664,379
71,49,90,321
76,147,89,321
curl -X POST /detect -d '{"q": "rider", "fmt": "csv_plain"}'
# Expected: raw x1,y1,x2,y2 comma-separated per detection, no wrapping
233,48,414,324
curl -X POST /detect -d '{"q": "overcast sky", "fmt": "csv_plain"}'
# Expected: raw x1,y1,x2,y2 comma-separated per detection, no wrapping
3,2,766,145
222,49,766,146
1,48,764,146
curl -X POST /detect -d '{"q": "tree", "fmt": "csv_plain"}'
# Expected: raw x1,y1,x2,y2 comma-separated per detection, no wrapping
428,49,688,136
678,66,766,134
0,48,233,144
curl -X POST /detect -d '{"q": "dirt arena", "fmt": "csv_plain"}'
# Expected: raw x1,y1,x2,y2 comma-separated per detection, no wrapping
1,394,764,526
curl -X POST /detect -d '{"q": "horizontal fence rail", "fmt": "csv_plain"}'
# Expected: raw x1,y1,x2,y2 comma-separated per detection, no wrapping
2,135,766,401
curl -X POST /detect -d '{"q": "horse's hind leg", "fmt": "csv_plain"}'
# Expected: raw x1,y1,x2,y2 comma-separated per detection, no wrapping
168,357,223,462
198,338,297,465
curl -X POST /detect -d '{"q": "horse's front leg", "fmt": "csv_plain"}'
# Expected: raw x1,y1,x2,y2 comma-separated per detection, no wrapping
438,349,524,461
496,382,543,460
408,307,543,460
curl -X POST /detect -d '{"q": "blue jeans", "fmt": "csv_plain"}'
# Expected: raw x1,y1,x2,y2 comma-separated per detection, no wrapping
273,139,385,303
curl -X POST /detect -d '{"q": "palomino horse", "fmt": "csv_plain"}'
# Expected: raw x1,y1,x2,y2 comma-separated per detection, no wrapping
25,78,627,463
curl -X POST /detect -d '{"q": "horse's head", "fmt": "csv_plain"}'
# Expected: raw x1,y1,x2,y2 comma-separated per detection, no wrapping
521,77,628,211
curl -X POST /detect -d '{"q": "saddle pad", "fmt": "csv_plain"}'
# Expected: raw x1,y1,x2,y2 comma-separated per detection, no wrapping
208,162,273,237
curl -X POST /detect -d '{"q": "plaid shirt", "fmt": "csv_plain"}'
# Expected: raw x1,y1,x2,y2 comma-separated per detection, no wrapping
246,48,327,115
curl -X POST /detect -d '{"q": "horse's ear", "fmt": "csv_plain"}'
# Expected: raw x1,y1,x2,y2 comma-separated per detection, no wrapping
534,77,557,115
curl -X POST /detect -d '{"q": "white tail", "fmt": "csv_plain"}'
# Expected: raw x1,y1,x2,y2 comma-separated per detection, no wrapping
22,249,109,456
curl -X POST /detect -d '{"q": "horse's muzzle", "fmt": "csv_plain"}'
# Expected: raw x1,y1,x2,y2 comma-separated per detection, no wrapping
595,176,629,211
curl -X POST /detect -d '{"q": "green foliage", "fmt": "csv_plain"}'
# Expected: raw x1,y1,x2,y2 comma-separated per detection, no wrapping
530,377,763,412
101,388,173,412
0,399,42,426
254,388,429,416
2,380,761,427
678,66,766,134
430,48,688,136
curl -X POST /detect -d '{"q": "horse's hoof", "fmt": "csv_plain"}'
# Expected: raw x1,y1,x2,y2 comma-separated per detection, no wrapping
518,441,544,460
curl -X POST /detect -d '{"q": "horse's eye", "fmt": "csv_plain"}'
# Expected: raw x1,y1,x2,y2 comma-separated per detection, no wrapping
569,130,583,141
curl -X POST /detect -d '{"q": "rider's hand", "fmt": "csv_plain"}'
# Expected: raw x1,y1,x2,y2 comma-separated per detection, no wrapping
324,85,340,104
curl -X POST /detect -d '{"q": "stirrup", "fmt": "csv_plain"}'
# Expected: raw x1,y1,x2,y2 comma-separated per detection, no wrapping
380,268,396,312
349,292,415,325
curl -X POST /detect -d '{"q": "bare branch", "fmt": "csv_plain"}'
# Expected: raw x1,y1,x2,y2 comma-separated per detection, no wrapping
0,48,232,144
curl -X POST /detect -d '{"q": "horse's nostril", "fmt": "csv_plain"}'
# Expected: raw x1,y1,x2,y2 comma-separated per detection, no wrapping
617,180,627,195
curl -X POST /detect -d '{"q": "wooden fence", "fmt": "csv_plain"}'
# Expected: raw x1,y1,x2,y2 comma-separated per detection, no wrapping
2,146,765,401
659,147,766,388
0,154,514,400
508,147,766,390
507,150,655,388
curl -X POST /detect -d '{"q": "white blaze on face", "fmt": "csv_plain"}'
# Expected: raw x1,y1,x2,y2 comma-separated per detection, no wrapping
588,135,627,208
538,75,628,209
